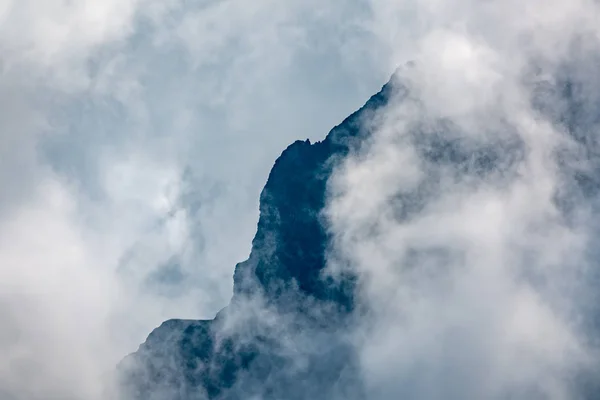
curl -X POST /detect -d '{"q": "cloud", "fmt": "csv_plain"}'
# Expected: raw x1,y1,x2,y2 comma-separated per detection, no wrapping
0,1,393,399
326,0,600,398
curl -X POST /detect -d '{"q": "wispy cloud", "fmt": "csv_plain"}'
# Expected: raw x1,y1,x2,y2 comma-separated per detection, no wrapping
327,0,600,398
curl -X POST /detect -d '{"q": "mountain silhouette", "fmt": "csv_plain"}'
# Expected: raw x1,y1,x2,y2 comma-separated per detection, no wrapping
117,60,600,399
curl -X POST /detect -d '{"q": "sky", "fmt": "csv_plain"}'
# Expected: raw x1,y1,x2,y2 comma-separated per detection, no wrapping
2,0,600,399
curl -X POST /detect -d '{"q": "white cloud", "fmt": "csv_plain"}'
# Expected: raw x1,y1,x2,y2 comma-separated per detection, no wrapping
326,0,600,398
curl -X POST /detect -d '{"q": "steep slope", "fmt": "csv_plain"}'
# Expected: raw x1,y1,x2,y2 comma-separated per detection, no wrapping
117,74,397,400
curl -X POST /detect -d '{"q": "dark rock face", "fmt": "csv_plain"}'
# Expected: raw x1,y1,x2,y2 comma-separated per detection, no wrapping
117,75,397,400
118,59,600,399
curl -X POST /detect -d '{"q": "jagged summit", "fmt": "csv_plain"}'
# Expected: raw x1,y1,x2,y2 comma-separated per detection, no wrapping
117,73,399,400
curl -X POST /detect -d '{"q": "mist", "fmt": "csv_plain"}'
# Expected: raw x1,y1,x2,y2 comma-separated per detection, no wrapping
2,0,600,399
